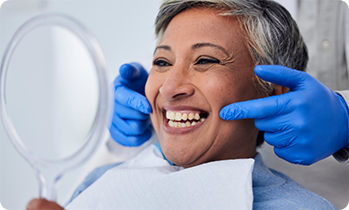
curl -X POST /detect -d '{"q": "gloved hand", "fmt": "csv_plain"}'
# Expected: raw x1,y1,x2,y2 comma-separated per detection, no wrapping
220,65,349,165
109,63,152,146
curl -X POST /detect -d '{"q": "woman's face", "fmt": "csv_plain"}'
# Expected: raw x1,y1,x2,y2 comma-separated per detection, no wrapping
145,8,260,168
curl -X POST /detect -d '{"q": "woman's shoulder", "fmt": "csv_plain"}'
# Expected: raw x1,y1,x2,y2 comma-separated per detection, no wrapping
253,154,338,209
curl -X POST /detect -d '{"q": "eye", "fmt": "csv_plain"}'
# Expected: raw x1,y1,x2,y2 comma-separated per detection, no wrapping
153,59,172,67
195,58,220,65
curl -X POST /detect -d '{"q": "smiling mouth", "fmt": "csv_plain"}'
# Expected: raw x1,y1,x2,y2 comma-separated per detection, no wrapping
165,110,208,128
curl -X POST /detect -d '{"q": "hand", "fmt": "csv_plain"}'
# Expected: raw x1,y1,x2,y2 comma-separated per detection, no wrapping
220,65,349,165
27,199,64,210
109,63,152,146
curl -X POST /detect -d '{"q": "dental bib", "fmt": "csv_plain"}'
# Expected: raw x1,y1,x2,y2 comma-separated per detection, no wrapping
66,145,254,210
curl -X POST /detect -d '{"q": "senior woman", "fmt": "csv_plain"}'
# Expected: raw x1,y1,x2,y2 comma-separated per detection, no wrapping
27,0,338,209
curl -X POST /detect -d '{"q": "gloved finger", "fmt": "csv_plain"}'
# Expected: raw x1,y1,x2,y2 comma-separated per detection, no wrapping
114,101,149,120
263,130,295,149
273,146,314,166
117,63,149,95
114,86,152,114
254,117,282,132
219,94,290,120
254,65,309,91
111,114,149,136
109,125,152,147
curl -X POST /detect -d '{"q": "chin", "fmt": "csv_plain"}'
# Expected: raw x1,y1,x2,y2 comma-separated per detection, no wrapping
162,145,208,168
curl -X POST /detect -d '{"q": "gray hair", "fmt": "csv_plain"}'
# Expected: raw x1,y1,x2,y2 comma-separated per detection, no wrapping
155,0,308,96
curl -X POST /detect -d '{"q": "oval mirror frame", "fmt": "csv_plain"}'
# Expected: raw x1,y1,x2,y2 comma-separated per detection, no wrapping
0,14,112,200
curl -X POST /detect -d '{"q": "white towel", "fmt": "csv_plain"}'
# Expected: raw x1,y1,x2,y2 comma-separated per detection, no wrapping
66,145,254,210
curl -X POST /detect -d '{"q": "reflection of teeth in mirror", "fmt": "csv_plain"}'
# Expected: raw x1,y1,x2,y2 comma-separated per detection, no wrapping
167,118,206,128
166,111,201,121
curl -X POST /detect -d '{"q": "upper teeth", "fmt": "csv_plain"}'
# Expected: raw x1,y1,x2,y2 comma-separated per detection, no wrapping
166,111,200,121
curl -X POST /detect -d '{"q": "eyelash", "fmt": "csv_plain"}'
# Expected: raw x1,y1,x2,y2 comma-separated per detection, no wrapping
153,57,220,67
194,58,220,65
153,59,172,67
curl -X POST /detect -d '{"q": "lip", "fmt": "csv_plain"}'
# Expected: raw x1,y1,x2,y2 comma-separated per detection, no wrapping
162,105,209,134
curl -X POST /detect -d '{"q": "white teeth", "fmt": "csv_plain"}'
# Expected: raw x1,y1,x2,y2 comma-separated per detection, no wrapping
166,111,202,121
175,112,182,121
167,118,207,128
166,111,207,128
169,112,175,120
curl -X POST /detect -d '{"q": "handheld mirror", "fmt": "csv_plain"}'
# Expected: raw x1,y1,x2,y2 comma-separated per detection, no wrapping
0,14,112,201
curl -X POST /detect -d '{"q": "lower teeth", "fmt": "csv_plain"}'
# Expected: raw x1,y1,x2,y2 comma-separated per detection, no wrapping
168,119,206,128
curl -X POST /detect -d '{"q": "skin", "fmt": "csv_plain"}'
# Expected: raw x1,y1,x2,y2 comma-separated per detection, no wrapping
146,8,282,168
26,199,64,210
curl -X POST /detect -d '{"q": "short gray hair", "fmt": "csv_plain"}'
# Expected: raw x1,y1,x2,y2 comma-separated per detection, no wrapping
155,0,308,96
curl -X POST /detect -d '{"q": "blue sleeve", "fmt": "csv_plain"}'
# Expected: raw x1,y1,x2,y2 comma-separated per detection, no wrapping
65,162,121,206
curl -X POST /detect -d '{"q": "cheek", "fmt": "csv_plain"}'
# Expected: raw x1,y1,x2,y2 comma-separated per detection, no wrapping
144,81,152,103
200,70,257,111
145,70,160,105
145,70,163,132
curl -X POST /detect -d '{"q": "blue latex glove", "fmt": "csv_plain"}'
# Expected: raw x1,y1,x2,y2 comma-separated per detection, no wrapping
220,65,349,165
109,63,152,146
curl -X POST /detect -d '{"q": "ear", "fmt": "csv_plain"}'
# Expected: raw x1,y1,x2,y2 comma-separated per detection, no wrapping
272,84,288,96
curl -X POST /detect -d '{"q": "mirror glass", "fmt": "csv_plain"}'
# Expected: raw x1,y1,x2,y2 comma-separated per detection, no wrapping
5,25,99,160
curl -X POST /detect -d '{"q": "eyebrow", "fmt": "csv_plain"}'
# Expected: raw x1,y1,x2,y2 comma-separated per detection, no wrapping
154,45,171,55
153,42,230,57
192,43,230,57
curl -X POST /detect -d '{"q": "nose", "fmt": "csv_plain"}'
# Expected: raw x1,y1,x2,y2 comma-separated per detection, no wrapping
160,65,194,101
